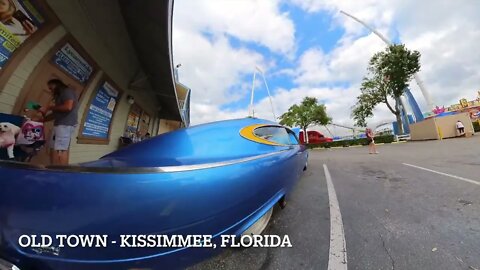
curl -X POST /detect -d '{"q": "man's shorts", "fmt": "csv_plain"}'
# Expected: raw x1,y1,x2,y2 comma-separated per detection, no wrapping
50,125,76,151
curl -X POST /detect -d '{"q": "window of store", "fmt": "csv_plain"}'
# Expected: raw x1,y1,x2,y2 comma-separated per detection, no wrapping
124,104,151,142
11,34,98,165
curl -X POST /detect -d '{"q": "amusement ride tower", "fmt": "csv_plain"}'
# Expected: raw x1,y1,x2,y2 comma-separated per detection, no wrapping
340,10,434,124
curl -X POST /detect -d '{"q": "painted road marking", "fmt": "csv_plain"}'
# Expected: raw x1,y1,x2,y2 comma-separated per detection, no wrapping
323,164,348,270
403,163,480,186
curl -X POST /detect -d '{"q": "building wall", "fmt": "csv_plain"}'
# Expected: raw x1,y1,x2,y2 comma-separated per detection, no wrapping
410,113,475,141
158,119,181,135
0,0,169,164
41,0,162,163
0,26,67,113
435,112,474,139
410,117,439,141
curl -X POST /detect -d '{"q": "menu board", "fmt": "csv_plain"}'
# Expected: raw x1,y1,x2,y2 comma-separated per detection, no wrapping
52,43,93,84
81,81,119,139
0,0,45,68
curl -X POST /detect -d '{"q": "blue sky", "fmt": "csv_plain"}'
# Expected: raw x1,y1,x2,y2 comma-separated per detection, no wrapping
218,4,348,111
173,0,480,134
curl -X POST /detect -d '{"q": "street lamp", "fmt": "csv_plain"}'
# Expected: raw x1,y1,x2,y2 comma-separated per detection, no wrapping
174,63,182,81
249,66,277,121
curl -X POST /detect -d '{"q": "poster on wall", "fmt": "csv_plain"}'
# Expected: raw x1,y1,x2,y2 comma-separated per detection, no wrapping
52,43,93,84
125,105,142,134
81,81,120,139
0,0,45,68
138,111,150,135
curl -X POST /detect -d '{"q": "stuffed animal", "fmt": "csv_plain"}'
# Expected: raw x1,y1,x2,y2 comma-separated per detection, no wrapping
0,122,21,159
16,119,45,145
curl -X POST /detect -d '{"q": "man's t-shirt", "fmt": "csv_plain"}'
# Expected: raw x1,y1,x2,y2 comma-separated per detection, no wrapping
53,88,78,126
456,122,465,129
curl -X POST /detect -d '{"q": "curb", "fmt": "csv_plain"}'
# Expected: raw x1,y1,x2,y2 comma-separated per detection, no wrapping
310,141,406,150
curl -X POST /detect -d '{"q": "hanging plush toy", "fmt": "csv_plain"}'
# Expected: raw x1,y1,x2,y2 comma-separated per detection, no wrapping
0,122,21,159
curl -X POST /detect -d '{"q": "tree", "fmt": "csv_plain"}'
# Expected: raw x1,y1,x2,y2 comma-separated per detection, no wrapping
279,97,331,143
351,44,421,134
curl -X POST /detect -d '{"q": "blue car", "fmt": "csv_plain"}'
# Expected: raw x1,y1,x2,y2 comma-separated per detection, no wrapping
0,118,308,270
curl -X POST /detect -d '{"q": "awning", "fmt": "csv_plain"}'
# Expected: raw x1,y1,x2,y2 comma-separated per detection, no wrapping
119,0,181,121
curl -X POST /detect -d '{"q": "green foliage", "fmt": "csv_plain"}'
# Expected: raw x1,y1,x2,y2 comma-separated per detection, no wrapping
377,44,421,96
351,44,421,128
279,97,331,130
307,135,395,149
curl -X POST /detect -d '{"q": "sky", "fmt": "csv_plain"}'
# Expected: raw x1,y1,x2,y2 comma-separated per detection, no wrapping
172,0,480,135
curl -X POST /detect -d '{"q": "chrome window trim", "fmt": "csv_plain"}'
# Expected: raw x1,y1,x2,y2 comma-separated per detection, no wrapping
0,149,290,174
0,258,20,270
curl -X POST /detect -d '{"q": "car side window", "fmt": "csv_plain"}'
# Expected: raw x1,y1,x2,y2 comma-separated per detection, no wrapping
253,126,291,145
287,129,299,145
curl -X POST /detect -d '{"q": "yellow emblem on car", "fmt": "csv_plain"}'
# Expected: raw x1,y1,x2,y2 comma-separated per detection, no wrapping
239,124,285,146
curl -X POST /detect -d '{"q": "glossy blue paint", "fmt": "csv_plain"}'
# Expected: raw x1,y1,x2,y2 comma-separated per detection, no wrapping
0,118,308,270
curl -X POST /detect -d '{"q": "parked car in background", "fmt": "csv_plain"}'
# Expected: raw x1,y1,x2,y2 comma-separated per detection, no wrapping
299,130,333,144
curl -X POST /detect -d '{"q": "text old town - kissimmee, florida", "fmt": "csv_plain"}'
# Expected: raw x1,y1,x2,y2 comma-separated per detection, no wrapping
18,234,293,249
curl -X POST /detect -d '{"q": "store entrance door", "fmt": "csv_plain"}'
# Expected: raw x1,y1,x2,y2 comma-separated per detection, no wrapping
15,59,85,165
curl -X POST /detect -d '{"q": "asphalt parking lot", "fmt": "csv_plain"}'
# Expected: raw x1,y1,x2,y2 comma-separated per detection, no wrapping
191,136,480,270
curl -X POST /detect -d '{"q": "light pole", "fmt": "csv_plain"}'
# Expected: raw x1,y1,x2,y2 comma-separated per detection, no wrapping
249,66,277,121
174,63,182,81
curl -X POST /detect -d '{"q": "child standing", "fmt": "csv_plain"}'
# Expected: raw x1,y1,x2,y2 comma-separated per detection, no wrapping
366,128,379,154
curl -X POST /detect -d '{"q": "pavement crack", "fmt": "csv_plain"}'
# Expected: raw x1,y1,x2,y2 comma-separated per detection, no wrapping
378,232,395,270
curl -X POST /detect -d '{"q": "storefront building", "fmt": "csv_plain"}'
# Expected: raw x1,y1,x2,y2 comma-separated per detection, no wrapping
0,0,189,164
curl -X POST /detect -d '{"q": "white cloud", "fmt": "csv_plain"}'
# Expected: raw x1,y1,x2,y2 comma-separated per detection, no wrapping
290,0,394,36
294,33,386,86
175,0,480,136
173,0,297,125
174,0,295,54
290,0,480,128
174,28,264,106
189,103,248,125
401,10,480,109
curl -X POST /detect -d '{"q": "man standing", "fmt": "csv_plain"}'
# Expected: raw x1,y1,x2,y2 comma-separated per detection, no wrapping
456,120,465,136
39,79,79,165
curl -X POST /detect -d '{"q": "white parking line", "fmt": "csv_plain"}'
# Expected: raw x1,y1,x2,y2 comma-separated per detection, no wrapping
403,163,480,186
323,164,348,270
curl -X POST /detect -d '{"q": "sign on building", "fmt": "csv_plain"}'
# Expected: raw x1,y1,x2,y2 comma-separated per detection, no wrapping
52,43,94,84
0,0,45,69
80,80,121,141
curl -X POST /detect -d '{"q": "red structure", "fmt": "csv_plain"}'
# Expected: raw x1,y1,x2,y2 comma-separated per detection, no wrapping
299,130,333,144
